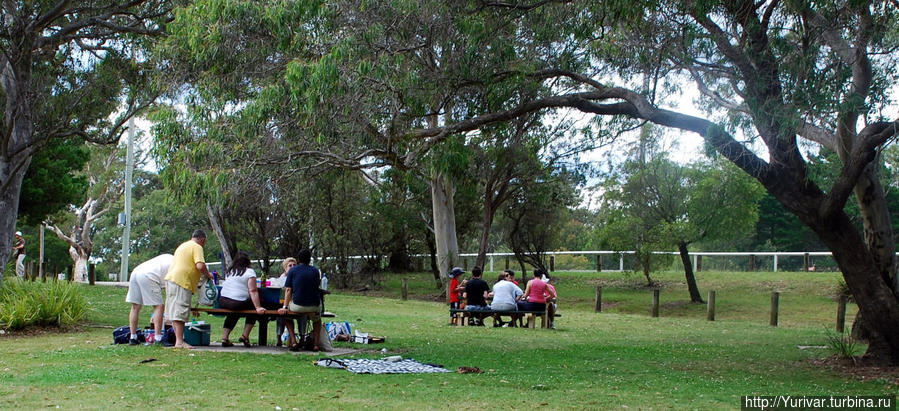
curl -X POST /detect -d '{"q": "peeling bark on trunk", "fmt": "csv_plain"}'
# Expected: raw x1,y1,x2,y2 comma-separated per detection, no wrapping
849,164,897,341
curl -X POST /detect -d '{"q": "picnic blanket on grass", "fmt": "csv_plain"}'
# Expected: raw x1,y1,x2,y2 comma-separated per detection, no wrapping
315,358,450,374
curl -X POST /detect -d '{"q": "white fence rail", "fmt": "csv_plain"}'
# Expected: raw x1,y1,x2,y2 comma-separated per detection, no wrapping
207,251,847,274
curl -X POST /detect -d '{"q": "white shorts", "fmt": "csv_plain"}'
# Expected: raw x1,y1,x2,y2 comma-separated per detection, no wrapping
125,272,164,306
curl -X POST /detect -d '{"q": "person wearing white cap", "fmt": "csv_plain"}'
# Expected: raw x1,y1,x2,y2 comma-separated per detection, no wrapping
12,231,25,278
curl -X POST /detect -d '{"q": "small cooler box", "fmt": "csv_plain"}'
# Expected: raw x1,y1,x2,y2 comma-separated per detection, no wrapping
184,322,210,346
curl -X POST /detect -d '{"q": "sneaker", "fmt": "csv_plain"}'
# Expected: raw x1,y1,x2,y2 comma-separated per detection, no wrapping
129,338,139,346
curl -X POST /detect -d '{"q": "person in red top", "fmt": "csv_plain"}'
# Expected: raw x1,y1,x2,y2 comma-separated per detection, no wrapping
505,269,519,286
448,267,465,326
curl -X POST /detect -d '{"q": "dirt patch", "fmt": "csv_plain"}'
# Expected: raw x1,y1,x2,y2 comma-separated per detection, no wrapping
809,357,899,386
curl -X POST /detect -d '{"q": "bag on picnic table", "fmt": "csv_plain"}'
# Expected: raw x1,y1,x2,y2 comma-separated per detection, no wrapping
197,279,218,306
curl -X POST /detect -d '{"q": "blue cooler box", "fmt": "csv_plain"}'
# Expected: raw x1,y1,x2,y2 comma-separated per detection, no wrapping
184,322,210,346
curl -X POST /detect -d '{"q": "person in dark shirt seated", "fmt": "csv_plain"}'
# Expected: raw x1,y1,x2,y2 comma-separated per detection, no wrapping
463,266,490,325
278,248,323,351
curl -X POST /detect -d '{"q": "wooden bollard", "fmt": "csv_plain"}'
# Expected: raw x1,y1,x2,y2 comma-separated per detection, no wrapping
803,253,810,272
707,290,716,321
749,254,756,271
27,260,35,281
66,265,73,282
770,291,779,326
89,263,96,286
549,255,555,272
651,289,660,317
696,255,702,272
401,278,408,301
836,295,847,333
505,257,509,269
596,255,602,272
595,286,602,312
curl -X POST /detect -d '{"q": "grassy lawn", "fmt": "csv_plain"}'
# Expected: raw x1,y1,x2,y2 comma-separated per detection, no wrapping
0,270,894,409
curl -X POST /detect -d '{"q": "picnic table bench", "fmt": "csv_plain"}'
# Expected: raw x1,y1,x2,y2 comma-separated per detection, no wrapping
192,307,336,346
449,307,560,329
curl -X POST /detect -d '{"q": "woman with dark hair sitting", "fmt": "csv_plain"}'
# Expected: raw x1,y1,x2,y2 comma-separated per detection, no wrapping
517,268,556,327
218,251,266,347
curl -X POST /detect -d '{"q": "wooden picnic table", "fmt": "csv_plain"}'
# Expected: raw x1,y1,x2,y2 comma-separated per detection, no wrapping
193,307,336,346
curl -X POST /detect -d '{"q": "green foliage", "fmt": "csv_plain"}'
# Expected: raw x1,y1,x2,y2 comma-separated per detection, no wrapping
0,279,87,330
17,140,90,226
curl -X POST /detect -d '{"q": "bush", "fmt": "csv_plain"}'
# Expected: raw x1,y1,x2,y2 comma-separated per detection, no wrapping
824,328,860,365
0,279,88,329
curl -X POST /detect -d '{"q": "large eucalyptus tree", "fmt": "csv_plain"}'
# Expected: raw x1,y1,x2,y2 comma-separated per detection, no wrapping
0,1,179,287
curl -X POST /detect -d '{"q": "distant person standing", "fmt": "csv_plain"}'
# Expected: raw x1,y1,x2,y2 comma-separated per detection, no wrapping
125,253,174,345
12,231,25,278
163,230,213,349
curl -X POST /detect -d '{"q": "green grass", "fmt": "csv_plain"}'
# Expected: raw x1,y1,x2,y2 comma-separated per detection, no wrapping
0,270,893,409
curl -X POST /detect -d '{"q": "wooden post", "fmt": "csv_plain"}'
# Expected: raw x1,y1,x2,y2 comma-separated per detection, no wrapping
401,278,408,301
696,255,702,272
595,286,602,313
651,289,660,318
505,256,510,270
549,255,555,272
803,253,810,272
770,291,779,326
749,254,756,271
89,263,96,286
836,295,847,333
463,257,468,271
596,255,602,272
66,265,73,282
707,290,716,321
26,261,34,281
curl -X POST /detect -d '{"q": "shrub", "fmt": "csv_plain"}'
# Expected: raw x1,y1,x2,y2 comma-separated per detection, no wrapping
0,279,88,329
824,328,859,365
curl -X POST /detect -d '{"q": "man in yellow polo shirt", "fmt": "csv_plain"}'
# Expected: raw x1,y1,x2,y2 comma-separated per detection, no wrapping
164,229,213,349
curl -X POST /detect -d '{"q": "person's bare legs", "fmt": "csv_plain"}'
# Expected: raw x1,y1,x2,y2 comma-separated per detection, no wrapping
172,320,193,349
129,304,142,336
285,319,296,348
311,319,322,351
241,322,255,341
152,304,164,337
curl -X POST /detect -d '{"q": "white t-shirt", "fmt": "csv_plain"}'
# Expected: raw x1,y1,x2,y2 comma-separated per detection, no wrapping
491,280,523,307
132,254,174,285
220,268,257,301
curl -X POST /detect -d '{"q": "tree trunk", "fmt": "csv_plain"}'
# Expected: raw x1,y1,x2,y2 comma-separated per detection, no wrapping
430,172,459,285
677,242,704,303
804,211,899,364
69,247,89,282
207,202,233,268
474,203,497,270
425,233,441,288
850,164,898,341
0,158,29,288
1,53,35,289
